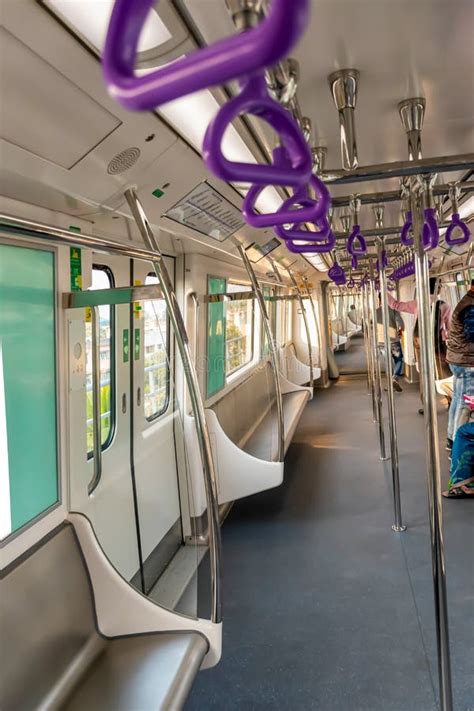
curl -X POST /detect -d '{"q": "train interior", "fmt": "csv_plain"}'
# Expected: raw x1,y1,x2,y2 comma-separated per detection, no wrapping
0,1,473,709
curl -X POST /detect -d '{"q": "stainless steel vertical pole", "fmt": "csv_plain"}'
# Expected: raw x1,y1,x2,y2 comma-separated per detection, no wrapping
88,305,103,495
369,267,387,460
125,188,222,624
378,238,406,532
412,197,453,711
362,284,373,394
365,282,378,422
302,276,322,375
239,245,285,461
287,269,314,386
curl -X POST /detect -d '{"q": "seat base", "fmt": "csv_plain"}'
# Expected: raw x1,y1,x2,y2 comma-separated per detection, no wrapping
62,633,208,711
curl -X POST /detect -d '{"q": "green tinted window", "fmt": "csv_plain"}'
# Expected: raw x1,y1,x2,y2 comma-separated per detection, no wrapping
0,243,58,538
207,277,226,397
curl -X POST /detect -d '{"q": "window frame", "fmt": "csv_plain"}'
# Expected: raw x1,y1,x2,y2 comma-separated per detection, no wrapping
143,272,171,423
86,263,116,458
224,280,255,377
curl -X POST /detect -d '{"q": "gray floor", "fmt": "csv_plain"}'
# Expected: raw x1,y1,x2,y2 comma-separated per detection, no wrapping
335,334,368,373
187,356,473,710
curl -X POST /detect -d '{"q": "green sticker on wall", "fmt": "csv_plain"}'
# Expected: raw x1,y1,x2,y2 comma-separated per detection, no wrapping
70,247,82,291
123,329,129,363
134,328,141,360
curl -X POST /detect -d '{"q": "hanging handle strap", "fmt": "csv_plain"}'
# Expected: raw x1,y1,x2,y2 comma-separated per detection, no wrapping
347,224,366,270
283,228,336,253
445,213,471,246
203,76,311,185
243,172,330,227
328,263,347,285
400,211,414,246
422,208,439,250
103,0,310,111
275,215,332,242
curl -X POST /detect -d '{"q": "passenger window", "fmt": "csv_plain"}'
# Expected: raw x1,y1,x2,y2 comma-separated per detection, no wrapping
143,273,170,420
0,244,58,538
225,283,254,375
85,265,115,455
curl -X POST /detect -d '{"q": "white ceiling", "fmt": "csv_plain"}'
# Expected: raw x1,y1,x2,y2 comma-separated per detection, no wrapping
182,0,474,230
1,0,472,276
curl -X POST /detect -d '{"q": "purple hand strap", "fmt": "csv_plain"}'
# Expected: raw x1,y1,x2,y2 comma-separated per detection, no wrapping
347,224,367,270
328,264,346,285
203,76,311,185
103,0,310,111
422,208,439,250
400,212,413,246
276,216,332,243
243,172,330,227
283,228,336,253
445,213,471,246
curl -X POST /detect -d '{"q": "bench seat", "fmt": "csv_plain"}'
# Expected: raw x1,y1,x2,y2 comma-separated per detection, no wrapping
205,361,311,503
62,633,207,711
244,390,309,461
0,524,208,711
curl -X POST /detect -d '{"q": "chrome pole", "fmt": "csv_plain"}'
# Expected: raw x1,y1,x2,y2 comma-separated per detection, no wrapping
239,245,285,461
124,189,222,624
412,198,453,711
361,285,371,392
377,238,406,532
369,268,387,460
302,276,322,373
287,269,314,386
88,306,103,495
364,283,377,421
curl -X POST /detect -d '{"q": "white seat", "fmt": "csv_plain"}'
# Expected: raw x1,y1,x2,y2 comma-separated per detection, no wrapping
205,361,311,503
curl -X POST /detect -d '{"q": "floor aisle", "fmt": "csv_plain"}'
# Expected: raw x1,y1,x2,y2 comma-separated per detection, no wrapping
334,333,367,373
186,362,473,710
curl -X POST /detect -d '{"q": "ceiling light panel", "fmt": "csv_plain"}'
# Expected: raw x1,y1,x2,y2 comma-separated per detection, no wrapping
47,0,171,52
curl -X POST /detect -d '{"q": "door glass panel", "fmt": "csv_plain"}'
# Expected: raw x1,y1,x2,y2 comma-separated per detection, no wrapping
85,266,114,453
144,274,169,420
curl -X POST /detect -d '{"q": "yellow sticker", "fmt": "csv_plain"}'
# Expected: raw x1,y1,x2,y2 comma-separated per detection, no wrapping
85,306,92,323
134,279,142,318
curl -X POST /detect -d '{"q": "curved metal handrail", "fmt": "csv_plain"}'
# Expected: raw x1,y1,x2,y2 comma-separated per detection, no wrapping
238,245,285,462
124,189,222,624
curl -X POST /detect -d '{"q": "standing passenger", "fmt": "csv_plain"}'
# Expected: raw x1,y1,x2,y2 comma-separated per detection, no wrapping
445,278,474,450
387,278,451,413
376,295,404,391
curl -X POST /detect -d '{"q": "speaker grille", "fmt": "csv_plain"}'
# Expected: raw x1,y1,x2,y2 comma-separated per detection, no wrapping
107,147,141,175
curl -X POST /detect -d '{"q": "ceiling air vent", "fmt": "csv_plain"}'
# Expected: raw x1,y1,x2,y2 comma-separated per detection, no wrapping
107,147,141,175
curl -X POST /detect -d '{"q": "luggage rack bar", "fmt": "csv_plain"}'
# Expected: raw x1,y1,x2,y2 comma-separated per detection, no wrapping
64,284,164,308
203,292,299,303
321,152,474,185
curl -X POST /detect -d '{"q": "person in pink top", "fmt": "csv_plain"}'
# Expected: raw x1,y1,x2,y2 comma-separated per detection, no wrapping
387,277,452,415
